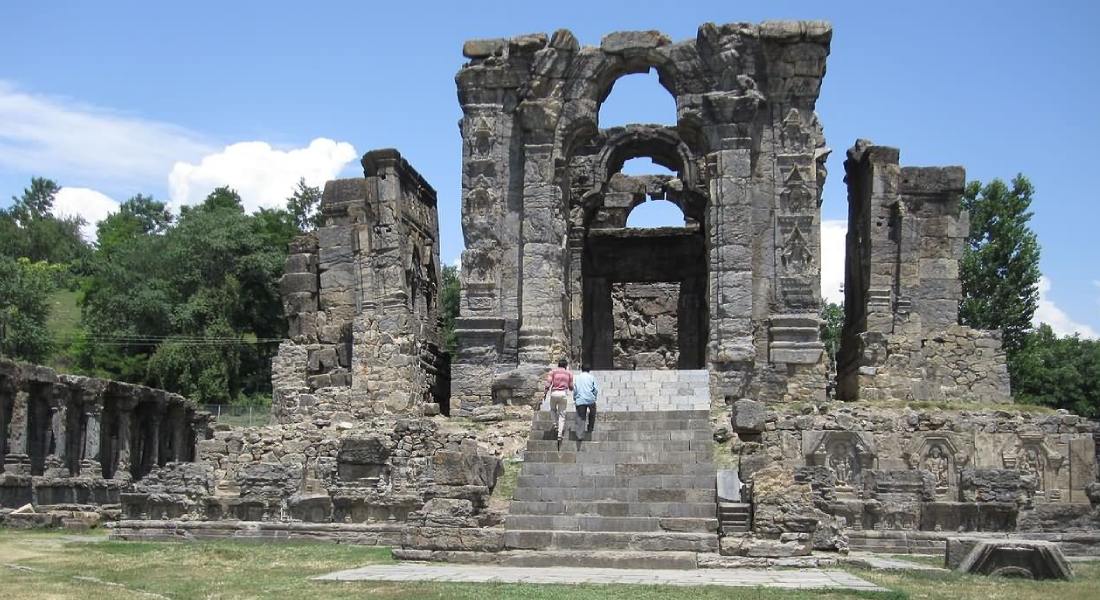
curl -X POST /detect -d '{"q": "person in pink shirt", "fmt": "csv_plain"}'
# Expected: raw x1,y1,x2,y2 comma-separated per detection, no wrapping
544,358,574,446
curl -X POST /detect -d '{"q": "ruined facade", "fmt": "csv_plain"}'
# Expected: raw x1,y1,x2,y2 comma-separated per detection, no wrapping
273,149,449,422
0,359,208,516
451,23,834,414
836,141,1011,403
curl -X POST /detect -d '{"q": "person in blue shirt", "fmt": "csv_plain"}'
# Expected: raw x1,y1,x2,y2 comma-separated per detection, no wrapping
572,364,599,441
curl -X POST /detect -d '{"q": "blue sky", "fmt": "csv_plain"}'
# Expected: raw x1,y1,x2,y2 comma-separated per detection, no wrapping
1,0,1097,337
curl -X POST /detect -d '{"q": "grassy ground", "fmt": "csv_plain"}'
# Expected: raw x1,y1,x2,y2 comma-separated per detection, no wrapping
2,529,1099,600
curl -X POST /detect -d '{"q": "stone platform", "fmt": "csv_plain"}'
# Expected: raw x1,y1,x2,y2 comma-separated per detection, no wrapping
314,563,885,592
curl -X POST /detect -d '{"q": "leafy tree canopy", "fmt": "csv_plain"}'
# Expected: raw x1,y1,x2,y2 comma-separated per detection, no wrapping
440,265,460,354
0,257,62,362
0,177,89,265
960,175,1041,355
78,186,296,403
286,178,324,231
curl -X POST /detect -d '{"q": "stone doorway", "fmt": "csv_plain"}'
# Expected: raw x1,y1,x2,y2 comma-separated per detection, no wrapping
579,201,707,370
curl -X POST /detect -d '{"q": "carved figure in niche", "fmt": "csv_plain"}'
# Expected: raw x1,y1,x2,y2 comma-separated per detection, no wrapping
469,117,494,158
1018,446,1044,491
925,444,950,490
781,226,813,272
829,441,857,485
780,108,812,153
781,168,815,213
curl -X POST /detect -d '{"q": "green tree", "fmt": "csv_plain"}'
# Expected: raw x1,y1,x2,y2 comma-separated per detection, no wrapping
0,257,61,362
0,177,90,265
78,186,295,403
286,178,324,231
440,265,460,354
959,175,1041,356
820,302,844,364
95,194,172,252
1011,325,1100,417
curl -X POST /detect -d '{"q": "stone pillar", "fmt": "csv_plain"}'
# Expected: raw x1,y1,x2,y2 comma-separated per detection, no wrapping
79,402,103,479
3,386,31,475
147,410,161,471
516,99,567,364
43,385,69,477
170,405,186,463
113,401,134,482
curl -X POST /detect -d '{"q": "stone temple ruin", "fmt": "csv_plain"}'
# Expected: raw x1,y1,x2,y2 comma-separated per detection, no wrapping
3,21,1100,564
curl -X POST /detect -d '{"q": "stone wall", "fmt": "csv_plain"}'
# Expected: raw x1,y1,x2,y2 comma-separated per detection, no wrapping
274,149,448,423
121,416,502,526
730,402,1100,540
612,282,679,369
837,140,1011,403
0,359,208,511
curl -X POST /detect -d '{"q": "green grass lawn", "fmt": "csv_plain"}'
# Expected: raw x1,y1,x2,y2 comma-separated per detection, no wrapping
46,288,81,341
1,529,1099,600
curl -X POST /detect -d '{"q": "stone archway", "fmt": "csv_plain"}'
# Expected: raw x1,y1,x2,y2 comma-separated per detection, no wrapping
565,124,709,371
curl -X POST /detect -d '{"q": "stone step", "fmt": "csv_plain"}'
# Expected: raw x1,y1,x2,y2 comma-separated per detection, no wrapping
521,450,712,465
504,529,719,553
717,502,752,534
514,467,714,487
531,411,710,425
504,514,718,533
518,453,716,471
529,429,713,442
525,439,712,453
509,500,716,519
512,486,715,503
392,549,700,570
515,473,715,490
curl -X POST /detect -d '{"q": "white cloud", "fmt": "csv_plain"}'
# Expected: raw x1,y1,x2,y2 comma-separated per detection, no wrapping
1034,276,1098,338
820,219,847,305
0,81,212,187
52,187,119,242
167,138,358,212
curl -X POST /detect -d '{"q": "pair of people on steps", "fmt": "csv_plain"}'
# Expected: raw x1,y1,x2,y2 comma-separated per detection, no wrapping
543,359,598,447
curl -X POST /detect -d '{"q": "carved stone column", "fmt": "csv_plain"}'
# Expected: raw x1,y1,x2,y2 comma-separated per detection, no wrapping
170,406,187,463
3,386,31,475
113,399,135,482
516,100,567,364
147,410,161,471
43,385,69,477
79,402,103,479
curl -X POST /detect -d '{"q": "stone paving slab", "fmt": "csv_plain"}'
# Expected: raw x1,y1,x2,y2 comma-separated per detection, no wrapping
315,563,886,591
844,552,947,572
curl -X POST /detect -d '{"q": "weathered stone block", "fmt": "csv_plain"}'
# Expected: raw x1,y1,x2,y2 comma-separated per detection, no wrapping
731,399,765,433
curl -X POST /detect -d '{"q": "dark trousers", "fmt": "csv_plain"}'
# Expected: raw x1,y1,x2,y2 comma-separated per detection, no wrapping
575,403,596,433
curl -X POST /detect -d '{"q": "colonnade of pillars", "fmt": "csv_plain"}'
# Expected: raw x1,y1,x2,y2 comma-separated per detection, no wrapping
0,363,207,482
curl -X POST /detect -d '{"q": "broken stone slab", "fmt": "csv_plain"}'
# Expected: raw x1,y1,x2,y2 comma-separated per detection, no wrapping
717,469,741,502
11,503,35,514
947,538,1074,580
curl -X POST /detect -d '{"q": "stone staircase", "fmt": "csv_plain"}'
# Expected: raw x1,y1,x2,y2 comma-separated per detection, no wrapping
504,370,719,552
718,502,751,534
